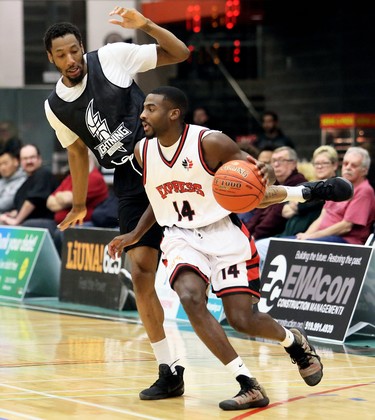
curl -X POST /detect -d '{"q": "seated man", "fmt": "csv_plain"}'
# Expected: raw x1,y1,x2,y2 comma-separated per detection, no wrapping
0,144,58,232
253,110,295,150
0,147,26,214
257,145,275,165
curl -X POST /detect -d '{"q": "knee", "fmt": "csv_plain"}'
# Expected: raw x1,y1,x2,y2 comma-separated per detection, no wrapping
178,290,205,316
128,264,156,297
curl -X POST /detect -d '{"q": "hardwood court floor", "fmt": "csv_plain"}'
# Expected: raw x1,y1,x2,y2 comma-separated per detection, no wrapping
0,301,374,419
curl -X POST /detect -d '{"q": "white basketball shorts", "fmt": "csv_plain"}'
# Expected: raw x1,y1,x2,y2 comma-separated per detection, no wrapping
160,215,261,301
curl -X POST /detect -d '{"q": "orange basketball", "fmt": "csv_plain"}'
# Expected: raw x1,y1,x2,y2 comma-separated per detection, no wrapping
212,160,266,212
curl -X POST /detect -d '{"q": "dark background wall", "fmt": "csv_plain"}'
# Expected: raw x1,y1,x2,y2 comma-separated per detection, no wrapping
172,0,375,159
261,0,375,158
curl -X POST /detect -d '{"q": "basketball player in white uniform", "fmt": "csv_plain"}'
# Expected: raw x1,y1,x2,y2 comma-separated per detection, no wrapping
108,86,352,410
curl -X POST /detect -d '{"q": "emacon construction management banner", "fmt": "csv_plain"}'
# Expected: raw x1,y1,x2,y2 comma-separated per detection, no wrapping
259,239,373,343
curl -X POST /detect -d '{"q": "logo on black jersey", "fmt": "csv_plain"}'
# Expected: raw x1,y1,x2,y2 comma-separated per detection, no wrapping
182,157,193,170
86,99,131,159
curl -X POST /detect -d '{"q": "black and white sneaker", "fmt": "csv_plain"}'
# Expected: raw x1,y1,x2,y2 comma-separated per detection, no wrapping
139,364,185,400
219,376,269,411
285,327,323,386
302,177,353,202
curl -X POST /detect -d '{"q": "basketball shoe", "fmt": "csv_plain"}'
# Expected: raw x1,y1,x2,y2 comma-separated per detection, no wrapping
302,177,353,202
219,376,269,411
139,364,185,400
285,327,323,386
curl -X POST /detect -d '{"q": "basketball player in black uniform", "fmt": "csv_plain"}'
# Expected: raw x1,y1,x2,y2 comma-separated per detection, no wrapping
44,6,189,400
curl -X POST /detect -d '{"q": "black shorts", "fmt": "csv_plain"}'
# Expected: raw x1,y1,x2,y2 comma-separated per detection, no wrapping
117,191,163,252
114,163,163,252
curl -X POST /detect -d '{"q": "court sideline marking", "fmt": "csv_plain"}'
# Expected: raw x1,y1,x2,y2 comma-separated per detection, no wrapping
0,407,41,420
0,383,164,420
230,381,375,419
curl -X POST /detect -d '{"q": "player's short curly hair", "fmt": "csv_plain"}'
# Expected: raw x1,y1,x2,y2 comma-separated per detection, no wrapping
43,22,83,52
150,86,189,120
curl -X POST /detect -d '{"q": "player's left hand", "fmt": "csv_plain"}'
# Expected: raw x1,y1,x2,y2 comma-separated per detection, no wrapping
109,7,148,30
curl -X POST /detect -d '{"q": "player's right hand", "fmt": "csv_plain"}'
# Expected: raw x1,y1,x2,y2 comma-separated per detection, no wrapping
57,206,87,231
108,7,148,30
108,233,138,259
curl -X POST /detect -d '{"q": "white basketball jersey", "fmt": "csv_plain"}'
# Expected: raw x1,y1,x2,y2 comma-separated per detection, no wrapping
140,124,230,228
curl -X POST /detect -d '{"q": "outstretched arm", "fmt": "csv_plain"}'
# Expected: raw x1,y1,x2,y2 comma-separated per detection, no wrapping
109,6,190,66
108,204,157,259
57,139,89,231
258,185,288,207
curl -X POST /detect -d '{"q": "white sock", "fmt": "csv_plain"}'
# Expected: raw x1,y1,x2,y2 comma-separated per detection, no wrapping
225,356,253,379
280,327,295,348
281,185,306,203
151,338,176,374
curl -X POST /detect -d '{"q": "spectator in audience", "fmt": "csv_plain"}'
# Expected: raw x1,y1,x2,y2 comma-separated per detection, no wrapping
0,144,58,231
50,152,109,254
256,145,339,267
90,189,119,229
245,146,307,240
191,105,223,132
367,159,375,191
0,120,23,155
257,146,275,165
192,106,213,126
254,111,295,150
0,148,27,213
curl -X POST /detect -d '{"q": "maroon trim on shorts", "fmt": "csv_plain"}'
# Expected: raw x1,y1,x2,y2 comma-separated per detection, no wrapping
168,262,209,289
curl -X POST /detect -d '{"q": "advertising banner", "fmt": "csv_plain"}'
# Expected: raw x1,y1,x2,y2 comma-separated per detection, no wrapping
0,226,60,300
259,239,373,343
60,228,127,310
347,249,375,336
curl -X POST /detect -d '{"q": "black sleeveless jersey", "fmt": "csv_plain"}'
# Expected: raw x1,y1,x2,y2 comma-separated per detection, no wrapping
47,50,146,195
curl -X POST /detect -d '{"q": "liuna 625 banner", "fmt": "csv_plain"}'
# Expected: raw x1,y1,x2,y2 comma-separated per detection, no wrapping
259,239,372,343
60,227,126,310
